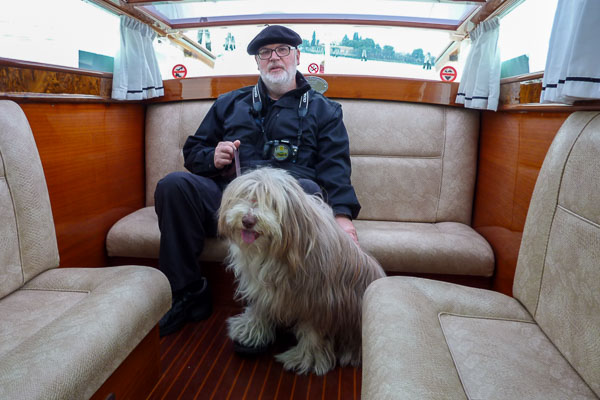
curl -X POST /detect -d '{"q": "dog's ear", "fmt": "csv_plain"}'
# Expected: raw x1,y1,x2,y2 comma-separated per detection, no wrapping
278,189,322,272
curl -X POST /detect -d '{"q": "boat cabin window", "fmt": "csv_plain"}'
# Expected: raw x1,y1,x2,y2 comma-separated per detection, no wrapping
0,0,560,82
155,24,468,81
0,0,119,73
498,0,559,78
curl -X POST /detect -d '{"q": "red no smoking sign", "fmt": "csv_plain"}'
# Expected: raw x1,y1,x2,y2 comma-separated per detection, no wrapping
172,64,187,79
440,66,457,82
308,63,319,74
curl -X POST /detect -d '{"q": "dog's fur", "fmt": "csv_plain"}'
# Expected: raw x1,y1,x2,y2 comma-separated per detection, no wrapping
218,167,385,375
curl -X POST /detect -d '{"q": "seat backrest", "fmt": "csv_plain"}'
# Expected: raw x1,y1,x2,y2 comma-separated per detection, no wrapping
513,111,600,396
342,100,479,224
145,99,480,225
145,100,213,206
0,101,59,299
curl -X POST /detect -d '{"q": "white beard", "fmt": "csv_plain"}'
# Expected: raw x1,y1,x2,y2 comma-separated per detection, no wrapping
263,68,292,85
261,63,296,94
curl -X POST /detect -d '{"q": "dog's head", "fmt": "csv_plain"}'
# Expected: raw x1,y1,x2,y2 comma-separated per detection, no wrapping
218,167,324,260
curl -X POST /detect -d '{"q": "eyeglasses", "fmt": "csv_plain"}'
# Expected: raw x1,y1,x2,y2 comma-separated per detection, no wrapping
257,46,295,60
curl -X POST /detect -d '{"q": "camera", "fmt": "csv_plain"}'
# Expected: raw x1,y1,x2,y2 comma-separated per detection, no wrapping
262,139,298,162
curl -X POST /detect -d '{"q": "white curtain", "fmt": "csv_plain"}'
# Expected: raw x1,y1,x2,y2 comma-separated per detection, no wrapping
541,0,600,104
456,17,501,111
112,15,164,100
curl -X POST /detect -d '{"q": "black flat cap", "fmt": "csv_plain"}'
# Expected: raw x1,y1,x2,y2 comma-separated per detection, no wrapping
247,25,302,55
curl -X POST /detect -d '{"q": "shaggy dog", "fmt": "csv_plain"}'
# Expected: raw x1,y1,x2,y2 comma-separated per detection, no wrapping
218,167,385,375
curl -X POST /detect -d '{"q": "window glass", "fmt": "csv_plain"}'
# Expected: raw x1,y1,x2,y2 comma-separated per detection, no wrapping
154,24,468,81
0,0,119,72
143,0,476,27
498,0,558,78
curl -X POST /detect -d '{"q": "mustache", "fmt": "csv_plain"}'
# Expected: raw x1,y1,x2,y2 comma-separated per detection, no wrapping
267,62,285,71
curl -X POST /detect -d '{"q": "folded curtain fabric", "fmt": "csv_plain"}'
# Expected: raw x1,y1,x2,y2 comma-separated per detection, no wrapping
456,17,501,111
541,0,600,104
112,15,164,101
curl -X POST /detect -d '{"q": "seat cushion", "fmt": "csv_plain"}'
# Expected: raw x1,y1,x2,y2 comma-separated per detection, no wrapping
354,220,494,276
106,206,228,261
108,208,494,277
0,265,171,400
361,277,597,400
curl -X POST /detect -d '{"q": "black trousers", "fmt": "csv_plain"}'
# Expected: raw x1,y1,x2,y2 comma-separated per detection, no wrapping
154,171,321,293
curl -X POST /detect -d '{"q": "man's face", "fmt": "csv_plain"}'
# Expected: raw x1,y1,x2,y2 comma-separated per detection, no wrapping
255,43,300,87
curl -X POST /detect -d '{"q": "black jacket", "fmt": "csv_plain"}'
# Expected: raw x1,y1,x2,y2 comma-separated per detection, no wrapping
183,72,360,219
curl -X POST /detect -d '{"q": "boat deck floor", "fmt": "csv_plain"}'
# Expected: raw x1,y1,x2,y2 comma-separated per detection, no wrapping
148,306,362,400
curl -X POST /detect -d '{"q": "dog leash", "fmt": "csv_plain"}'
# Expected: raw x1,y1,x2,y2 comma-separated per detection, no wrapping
234,147,241,177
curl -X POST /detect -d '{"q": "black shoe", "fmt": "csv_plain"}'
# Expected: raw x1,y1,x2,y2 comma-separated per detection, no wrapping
159,294,188,337
187,278,212,321
232,340,270,357
159,278,213,337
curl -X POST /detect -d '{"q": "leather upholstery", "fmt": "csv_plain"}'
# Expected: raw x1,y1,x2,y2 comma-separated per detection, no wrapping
342,100,479,225
0,100,59,298
0,100,172,399
361,111,600,399
513,111,600,395
107,98,493,276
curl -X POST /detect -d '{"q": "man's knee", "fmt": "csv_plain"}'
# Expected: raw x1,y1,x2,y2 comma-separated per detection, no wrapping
297,178,322,196
155,172,217,200
155,171,190,196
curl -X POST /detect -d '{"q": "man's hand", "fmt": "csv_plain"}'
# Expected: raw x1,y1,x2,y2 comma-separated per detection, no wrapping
335,215,359,245
214,140,241,169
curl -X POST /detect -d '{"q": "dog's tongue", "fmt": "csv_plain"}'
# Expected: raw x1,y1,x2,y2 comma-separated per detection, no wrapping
242,229,259,244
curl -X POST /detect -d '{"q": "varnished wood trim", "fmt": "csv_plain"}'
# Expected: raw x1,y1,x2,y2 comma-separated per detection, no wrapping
0,92,112,103
20,102,145,268
472,111,571,295
500,71,544,84
0,58,112,99
88,0,169,36
158,75,461,106
470,0,507,26
167,17,460,31
499,103,600,112
129,0,485,3
0,57,112,78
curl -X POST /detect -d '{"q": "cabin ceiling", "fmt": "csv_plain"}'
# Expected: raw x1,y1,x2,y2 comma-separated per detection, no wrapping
88,0,507,68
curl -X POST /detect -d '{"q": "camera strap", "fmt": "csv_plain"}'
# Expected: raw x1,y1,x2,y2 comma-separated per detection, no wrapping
252,84,309,163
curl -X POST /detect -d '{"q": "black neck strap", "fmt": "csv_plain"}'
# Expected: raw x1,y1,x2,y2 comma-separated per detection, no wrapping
252,84,309,163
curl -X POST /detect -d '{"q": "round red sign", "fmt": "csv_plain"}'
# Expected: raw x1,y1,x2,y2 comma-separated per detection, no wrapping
440,66,457,82
172,64,187,79
308,63,319,74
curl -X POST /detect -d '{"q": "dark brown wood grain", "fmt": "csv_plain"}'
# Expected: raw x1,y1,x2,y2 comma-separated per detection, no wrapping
159,74,461,106
0,58,111,97
472,110,571,295
19,102,145,268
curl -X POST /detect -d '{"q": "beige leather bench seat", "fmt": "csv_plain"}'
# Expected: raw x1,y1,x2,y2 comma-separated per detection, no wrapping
107,98,494,277
361,112,600,399
0,101,172,399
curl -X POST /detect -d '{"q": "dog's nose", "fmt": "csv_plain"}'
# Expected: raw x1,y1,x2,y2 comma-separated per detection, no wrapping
242,214,257,229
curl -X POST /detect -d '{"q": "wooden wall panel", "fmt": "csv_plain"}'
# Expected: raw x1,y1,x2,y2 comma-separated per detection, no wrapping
1,58,112,97
159,75,460,106
472,111,571,295
19,102,145,268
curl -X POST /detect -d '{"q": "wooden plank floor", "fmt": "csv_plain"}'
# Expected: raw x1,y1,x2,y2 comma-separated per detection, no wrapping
147,306,362,400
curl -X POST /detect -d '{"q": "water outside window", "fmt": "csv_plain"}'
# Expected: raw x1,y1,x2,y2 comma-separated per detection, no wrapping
0,0,560,81
154,24,466,81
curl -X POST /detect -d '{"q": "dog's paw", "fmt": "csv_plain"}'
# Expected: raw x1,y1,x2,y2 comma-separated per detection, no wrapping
227,312,275,348
338,348,361,368
275,344,336,376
